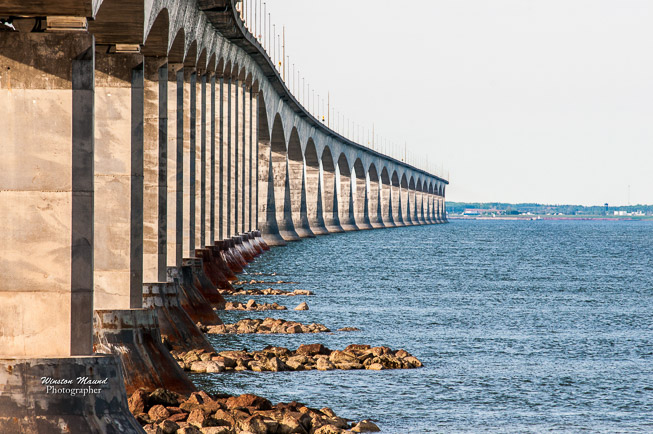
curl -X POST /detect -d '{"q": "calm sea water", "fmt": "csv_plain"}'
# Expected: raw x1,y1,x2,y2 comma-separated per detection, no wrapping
193,220,653,432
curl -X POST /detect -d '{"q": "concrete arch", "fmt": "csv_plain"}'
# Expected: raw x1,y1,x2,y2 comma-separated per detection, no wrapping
89,0,144,45
288,128,313,238
184,40,198,68
169,27,185,64
415,179,426,224
142,7,169,57
337,153,357,231
197,48,208,72
321,146,343,233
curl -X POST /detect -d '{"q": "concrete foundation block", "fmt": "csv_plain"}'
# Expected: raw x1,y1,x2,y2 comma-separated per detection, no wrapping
142,282,214,353
93,309,196,396
0,355,144,433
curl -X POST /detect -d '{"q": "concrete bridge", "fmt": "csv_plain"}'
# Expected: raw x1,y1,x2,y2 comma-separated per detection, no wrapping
0,0,448,431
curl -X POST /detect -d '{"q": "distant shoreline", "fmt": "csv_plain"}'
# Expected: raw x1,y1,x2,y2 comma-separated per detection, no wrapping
449,215,653,221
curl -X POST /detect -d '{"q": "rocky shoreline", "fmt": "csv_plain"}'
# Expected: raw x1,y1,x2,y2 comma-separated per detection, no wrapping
129,263,423,432
171,344,423,374
227,288,314,296
224,300,288,311
131,389,381,434
200,318,331,334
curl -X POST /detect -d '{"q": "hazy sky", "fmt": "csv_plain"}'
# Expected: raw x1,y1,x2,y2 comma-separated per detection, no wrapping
263,0,653,206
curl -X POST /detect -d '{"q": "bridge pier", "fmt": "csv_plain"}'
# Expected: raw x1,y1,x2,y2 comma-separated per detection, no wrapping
0,31,142,430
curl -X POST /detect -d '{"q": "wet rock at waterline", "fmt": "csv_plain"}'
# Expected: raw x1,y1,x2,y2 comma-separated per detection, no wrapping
172,345,423,373
226,288,314,296
223,300,287,311
200,318,331,334
130,389,378,433
294,302,309,311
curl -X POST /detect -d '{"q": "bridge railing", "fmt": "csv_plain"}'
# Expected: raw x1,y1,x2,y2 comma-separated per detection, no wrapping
234,0,448,182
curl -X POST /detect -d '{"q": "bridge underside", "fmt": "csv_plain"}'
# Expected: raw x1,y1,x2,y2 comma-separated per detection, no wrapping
0,0,448,429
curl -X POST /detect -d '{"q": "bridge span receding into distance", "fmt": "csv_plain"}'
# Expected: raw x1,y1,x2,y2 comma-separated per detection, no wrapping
0,0,448,430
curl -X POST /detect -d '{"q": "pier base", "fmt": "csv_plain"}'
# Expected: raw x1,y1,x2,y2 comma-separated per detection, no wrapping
170,265,223,325
0,356,143,433
93,309,196,396
143,282,214,353
196,248,234,291
255,231,271,251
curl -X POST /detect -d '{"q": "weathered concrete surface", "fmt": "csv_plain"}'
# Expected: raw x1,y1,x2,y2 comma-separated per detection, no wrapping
143,57,168,283
0,32,94,358
93,309,196,396
0,355,144,433
94,49,144,311
169,265,223,325
142,282,214,353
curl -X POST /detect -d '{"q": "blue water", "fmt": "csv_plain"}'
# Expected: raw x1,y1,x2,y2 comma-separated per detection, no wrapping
193,220,653,432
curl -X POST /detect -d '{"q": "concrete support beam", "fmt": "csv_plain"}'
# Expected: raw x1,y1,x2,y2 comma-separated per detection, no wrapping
166,64,183,268
242,83,250,233
322,165,343,233
218,77,227,241
182,69,195,259
337,167,357,231
392,185,405,226
258,127,286,245
199,73,208,249
249,91,257,232
0,32,94,357
289,158,315,238
143,58,168,283
231,79,238,237
93,49,144,310
209,75,216,244
355,174,372,230
305,159,328,235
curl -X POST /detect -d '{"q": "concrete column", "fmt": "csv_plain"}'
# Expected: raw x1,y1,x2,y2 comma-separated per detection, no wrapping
182,69,195,258
193,72,202,254
258,136,286,246
402,186,413,225
290,161,316,238
322,164,343,232
251,91,258,232
208,75,216,244
368,174,384,228
278,157,301,241
381,182,395,227
365,172,383,229
143,58,168,283
232,78,239,236
242,83,250,233
225,77,233,237
0,32,94,357
166,65,183,267
218,76,227,240
306,159,328,235
199,73,207,248
355,174,372,230
94,50,143,311
410,189,418,225
392,185,405,226
338,166,358,231
417,191,427,224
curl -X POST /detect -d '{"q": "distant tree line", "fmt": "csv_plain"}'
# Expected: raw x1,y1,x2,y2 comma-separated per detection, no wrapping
447,202,653,215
